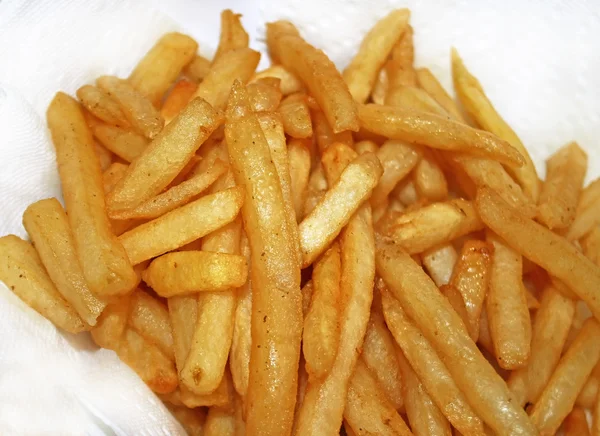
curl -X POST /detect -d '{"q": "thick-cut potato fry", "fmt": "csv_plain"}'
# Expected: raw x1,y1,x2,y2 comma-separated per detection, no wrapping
107,97,223,215
279,93,313,138
344,359,412,436
267,21,358,133
213,9,249,62
421,243,457,287
119,186,244,265
381,288,484,435
376,238,537,435
143,250,247,297
86,114,148,162
414,151,448,201
90,296,131,349
303,163,328,218
129,288,174,359
389,24,415,83
22,199,105,326
342,9,410,103
396,349,452,436
450,240,493,340
184,54,211,83
311,109,354,153
299,152,382,267
129,32,198,106
303,243,341,380
225,81,302,436
93,142,113,171
537,142,587,229
416,67,465,122
379,199,483,254
288,139,311,220
103,162,129,194
251,65,303,96
385,83,448,114
192,48,260,109
487,233,531,369
0,235,86,333
354,140,378,155
96,76,164,139
370,68,388,105
77,85,130,128
564,408,590,436
452,50,540,202
476,186,600,321
165,404,206,436
110,159,227,220
247,78,283,112
204,407,236,436
371,140,420,206
530,318,600,435
358,104,525,167
160,78,198,124
47,93,137,297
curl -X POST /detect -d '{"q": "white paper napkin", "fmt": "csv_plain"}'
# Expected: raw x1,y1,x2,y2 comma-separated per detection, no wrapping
0,0,599,433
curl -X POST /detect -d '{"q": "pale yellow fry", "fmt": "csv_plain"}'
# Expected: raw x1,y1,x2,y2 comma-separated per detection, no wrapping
390,24,414,73
376,238,537,435
416,68,465,122
321,142,357,186
312,108,354,153
379,199,483,254
385,84,449,115
344,359,413,436
392,179,419,206
576,365,599,409
192,48,260,109
567,195,600,241
413,151,448,201
279,93,313,138
47,92,136,297
86,114,148,163
476,186,600,321
90,296,131,349
129,32,198,106
303,163,328,219
582,226,600,266
422,243,458,287
251,65,303,96
564,408,591,436
184,54,211,83
107,97,223,215
204,406,235,436
452,49,540,202
288,138,312,220
538,141,587,229
358,104,525,167
396,349,452,436
119,186,244,265
213,9,249,63
103,162,129,194
530,318,600,435
165,404,206,436
22,199,105,326
487,232,531,369
267,21,358,133
371,140,420,206
343,8,410,103
247,78,283,112
129,288,174,360
77,85,130,128
299,152,383,267
96,76,164,138
381,288,485,435
370,68,388,105
0,235,86,333
439,284,471,334
303,242,341,380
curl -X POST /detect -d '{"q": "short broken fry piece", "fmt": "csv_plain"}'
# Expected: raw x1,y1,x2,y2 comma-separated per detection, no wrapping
251,65,303,96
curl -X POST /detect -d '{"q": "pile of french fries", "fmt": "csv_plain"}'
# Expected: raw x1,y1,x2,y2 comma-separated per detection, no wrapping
3,7,600,435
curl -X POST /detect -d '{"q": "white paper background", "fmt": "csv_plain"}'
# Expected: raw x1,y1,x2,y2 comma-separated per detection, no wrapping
0,0,599,433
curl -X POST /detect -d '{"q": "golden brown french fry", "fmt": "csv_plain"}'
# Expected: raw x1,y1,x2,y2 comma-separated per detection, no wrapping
279,93,313,138
370,68,388,105
129,288,174,360
160,78,198,124
487,232,531,369
267,21,359,133
204,406,235,436
165,404,206,436
311,108,354,153
381,287,484,435
184,54,211,83
344,359,413,436
388,24,415,86
106,97,223,215
22,199,105,326
354,140,378,155
86,114,148,162
303,163,328,218
439,284,471,334
376,238,537,435
342,8,410,103
413,151,448,201
385,83,448,114
450,240,493,340
77,85,130,128
90,295,131,349
476,186,600,321
93,142,113,171
371,140,420,206
47,93,137,297
103,162,129,194
396,349,452,436
392,179,419,206
292,360,309,434
299,152,383,267
582,226,600,266
567,195,600,241
416,67,465,122
251,65,303,96
576,364,599,409
247,78,283,112
0,235,86,333
564,408,590,436
213,9,249,63
530,318,600,435
507,287,575,408
452,49,540,202
129,32,198,106
96,76,164,139
421,243,457,287
288,138,312,220
579,177,600,213
321,143,357,186
358,104,525,167
477,306,494,354
537,142,587,229
303,242,341,380
192,48,260,109
119,186,244,265
225,81,302,436
378,199,483,254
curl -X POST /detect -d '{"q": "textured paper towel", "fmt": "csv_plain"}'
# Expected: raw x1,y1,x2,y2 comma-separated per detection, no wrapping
0,0,599,433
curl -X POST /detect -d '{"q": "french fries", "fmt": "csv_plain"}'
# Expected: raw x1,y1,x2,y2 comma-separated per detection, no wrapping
129,289,174,359
421,243,457,287
564,408,591,436
251,65,303,96
279,93,313,138
90,296,131,349
76,85,130,128
86,113,148,162
416,67,465,122
413,151,448,201
248,78,283,112
288,139,312,220
160,78,198,124
184,54,211,83
370,140,420,206
213,9,249,62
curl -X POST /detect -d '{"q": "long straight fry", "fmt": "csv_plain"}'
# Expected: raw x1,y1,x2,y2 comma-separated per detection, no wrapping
213,9,250,62
416,67,465,122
